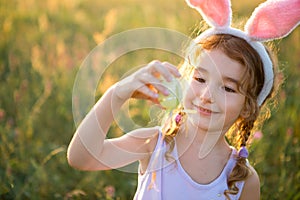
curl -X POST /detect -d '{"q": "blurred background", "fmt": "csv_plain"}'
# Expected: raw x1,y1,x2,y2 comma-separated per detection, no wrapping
0,0,299,199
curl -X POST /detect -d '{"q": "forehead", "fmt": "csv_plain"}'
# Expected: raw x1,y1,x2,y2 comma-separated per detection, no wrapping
193,49,245,81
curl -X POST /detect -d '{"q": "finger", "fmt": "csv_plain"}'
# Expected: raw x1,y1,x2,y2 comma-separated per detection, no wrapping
162,61,181,78
131,90,149,100
138,74,170,96
131,90,163,107
148,60,173,82
149,61,182,82
135,85,159,100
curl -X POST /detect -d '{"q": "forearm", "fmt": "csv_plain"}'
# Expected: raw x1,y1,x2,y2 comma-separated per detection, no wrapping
67,84,125,169
67,61,181,170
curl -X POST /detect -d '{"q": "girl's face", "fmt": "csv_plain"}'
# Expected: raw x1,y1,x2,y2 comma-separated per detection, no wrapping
183,49,247,133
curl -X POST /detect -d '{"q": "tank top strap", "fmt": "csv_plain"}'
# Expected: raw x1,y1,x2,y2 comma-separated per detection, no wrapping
134,128,166,200
146,129,166,172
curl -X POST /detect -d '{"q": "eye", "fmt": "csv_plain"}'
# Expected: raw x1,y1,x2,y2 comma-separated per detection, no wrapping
224,86,236,93
193,77,206,83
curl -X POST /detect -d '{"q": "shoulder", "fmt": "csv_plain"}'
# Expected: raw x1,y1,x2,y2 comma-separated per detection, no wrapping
129,127,160,173
239,164,260,200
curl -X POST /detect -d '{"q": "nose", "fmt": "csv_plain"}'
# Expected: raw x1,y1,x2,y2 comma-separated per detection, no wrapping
200,85,214,104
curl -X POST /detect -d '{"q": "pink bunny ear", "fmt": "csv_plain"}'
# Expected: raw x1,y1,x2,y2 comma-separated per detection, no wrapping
245,0,300,41
186,0,232,28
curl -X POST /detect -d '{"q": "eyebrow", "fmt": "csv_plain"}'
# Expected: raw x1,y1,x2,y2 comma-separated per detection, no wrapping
195,66,240,85
223,77,240,85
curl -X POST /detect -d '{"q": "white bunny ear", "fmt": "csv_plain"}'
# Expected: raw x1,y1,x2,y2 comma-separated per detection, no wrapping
245,0,300,41
186,0,232,28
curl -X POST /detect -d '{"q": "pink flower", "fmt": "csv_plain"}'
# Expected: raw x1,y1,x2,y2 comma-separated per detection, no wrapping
286,128,293,137
0,109,5,121
253,131,263,140
105,185,115,199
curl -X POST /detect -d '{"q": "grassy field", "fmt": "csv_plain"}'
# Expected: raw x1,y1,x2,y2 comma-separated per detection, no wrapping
0,0,299,199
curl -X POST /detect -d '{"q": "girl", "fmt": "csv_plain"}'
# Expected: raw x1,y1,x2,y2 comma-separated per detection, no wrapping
67,0,299,199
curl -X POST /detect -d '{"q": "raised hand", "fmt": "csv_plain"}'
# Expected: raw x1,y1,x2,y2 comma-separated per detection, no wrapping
114,60,181,104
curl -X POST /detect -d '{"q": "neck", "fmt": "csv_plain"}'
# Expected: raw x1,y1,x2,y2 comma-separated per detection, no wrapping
177,120,230,158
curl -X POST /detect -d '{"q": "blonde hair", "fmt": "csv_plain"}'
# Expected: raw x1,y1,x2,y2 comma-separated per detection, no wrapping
160,34,280,198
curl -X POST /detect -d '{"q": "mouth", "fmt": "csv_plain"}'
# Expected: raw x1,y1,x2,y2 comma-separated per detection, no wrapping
193,104,217,116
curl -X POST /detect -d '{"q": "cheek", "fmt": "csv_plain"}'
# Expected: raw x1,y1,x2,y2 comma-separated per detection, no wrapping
182,83,197,106
222,96,245,118
184,80,202,96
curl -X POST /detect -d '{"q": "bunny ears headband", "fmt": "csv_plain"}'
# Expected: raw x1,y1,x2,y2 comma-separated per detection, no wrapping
186,0,300,106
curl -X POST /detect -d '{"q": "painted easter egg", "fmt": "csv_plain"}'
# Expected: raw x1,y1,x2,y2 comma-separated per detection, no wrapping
158,79,182,110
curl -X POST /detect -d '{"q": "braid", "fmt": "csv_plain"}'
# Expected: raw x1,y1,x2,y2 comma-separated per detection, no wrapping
239,119,254,147
224,116,256,199
224,95,259,199
161,107,186,161
148,107,186,190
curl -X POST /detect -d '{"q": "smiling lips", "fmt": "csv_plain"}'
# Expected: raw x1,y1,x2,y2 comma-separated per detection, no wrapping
193,104,217,116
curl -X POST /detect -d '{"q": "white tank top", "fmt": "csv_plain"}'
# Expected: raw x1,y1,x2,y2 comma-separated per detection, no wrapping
134,132,245,200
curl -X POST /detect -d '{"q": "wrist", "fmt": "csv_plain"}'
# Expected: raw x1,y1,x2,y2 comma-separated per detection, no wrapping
111,83,131,103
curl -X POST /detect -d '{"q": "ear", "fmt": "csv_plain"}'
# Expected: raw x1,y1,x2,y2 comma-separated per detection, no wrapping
186,0,232,28
245,0,300,41
239,102,252,119
240,109,251,119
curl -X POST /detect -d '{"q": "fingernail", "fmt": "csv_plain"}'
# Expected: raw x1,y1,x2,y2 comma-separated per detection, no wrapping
164,89,170,95
153,93,159,98
167,76,173,82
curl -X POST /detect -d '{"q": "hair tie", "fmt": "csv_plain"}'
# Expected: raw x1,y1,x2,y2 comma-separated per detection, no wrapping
238,146,249,158
175,113,182,124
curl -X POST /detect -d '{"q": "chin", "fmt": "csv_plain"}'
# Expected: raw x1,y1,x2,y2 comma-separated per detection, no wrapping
187,114,227,133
